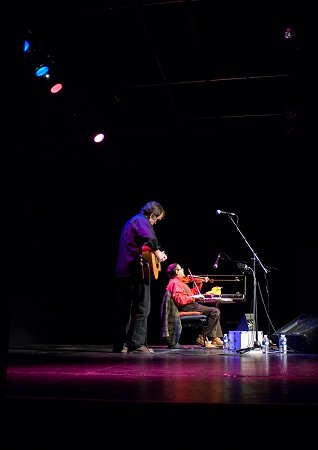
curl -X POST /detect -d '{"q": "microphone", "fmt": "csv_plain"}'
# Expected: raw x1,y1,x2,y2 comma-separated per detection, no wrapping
216,209,236,216
213,253,222,269
237,263,254,274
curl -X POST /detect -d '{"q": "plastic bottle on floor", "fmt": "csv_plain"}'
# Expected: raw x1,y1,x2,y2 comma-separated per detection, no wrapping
279,334,287,354
223,333,229,350
262,334,269,354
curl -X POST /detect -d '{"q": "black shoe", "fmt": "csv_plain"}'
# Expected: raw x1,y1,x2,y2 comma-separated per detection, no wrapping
168,343,183,349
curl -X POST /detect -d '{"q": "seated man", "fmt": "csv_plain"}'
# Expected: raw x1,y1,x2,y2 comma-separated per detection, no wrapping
165,263,223,348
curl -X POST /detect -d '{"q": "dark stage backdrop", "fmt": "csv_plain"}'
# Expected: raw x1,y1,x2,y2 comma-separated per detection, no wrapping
8,110,317,345
8,17,316,345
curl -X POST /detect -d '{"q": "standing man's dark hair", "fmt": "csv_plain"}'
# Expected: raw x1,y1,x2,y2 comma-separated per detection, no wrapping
113,201,168,353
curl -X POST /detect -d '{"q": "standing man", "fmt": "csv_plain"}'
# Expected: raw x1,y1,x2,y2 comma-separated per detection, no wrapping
113,201,167,354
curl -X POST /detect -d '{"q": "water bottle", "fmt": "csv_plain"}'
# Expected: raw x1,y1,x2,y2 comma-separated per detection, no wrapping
279,334,287,354
262,334,269,354
223,333,229,350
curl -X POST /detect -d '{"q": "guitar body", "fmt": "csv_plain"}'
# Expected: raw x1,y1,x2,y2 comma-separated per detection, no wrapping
142,251,161,280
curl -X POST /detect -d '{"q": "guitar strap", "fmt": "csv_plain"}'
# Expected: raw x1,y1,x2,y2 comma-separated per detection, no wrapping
141,244,153,280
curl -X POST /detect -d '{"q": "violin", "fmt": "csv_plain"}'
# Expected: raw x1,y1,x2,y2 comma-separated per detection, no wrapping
182,275,214,284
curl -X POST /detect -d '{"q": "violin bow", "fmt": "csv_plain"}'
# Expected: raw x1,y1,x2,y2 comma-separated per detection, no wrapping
187,268,203,296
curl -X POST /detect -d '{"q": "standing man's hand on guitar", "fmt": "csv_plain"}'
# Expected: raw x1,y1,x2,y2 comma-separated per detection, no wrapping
156,250,167,262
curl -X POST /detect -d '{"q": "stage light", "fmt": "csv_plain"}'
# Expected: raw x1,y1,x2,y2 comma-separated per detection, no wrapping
23,28,106,143
42,71,64,93
50,83,63,94
23,33,63,94
92,132,105,143
28,60,64,93
24,40,30,53
283,27,296,40
35,67,64,93
35,65,49,77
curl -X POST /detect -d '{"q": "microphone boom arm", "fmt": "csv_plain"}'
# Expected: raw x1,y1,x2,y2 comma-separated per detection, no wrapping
228,216,268,274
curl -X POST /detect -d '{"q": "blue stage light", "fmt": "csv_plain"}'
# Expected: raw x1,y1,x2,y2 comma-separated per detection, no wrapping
35,65,50,77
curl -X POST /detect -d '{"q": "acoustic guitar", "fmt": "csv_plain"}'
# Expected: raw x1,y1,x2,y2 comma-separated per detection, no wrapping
142,250,161,280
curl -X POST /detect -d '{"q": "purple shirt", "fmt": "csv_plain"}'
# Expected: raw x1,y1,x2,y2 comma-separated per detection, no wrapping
115,212,161,277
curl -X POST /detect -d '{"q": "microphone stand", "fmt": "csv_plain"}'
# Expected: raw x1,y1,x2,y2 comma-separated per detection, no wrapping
227,215,268,352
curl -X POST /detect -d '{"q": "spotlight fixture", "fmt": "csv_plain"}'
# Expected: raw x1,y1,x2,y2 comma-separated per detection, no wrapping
92,132,105,143
23,28,106,143
283,27,296,40
35,65,49,77
23,34,63,94
24,40,30,53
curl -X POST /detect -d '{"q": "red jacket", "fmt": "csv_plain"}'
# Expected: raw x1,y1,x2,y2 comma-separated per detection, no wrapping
166,277,202,308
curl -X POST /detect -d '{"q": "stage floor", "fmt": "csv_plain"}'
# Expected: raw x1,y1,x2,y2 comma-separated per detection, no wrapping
4,344,318,445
